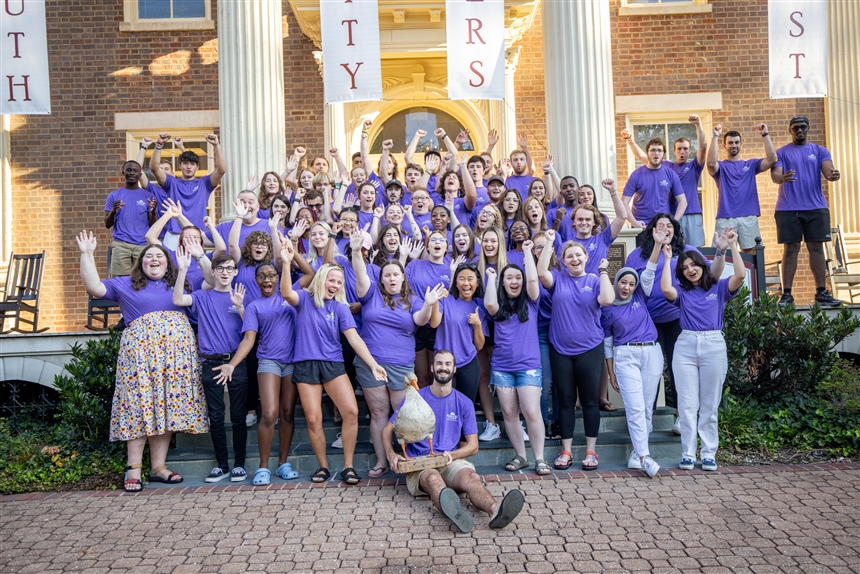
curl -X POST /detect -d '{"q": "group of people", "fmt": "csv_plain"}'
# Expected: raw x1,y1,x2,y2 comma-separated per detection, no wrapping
81,114,839,530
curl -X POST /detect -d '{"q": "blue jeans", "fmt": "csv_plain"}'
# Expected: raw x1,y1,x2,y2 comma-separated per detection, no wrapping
491,369,543,388
538,326,556,423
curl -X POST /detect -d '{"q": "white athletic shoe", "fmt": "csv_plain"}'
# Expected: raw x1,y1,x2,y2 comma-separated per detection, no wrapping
641,456,660,478
627,451,642,470
246,413,258,427
521,421,529,443
332,433,343,449
671,418,681,435
479,421,501,442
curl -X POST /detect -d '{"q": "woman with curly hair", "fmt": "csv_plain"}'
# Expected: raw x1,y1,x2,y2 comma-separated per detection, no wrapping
77,232,206,492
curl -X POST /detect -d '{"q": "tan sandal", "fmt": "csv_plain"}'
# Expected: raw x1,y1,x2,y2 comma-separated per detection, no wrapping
149,464,183,484
505,455,530,472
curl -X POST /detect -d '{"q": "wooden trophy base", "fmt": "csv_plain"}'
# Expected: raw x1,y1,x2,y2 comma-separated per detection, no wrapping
396,454,449,474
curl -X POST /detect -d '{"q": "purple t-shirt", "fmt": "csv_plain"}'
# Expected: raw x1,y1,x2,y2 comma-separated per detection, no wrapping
600,289,658,346
547,207,577,243
291,289,356,363
435,295,487,366
774,143,831,211
572,227,613,275
104,187,155,245
242,293,296,363
233,261,266,306
190,289,243,355
390,386,478,458
155,174,215,234
506,250,525,270
623,163,685,223
357,210,376,230
713,158,764,218
626,244,704,323
166,247,207,291
406,259,451,299
666,159,705,215
101,276,185,324
206,219,270,250
505,174,534,197
547,271,604,355
359,288,423,366
491,297,541,371
676,277,737,331
538,284,553,330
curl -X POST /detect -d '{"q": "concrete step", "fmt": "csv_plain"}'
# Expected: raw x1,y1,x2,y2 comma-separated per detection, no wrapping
165,409,681,479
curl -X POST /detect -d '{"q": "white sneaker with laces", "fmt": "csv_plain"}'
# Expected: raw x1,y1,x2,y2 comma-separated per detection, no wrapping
641,456,660,478
521,421,529,443
627,451,642,469
671,417,681,435
246,413,258,427
478,421,501,441
332,432,343,449
205,467,228,483
230,467,247,482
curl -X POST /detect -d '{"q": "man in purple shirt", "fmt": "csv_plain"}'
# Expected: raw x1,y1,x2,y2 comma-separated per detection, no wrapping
770,116,842,307
104,160,157,277
150,132,226,250
706,122,778,254
623,137,688,234
382,350,525,533
207,190,271,248
624,116,707,246
505,135,536,197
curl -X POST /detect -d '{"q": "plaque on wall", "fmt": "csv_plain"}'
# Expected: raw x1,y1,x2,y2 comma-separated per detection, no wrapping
607,242,627,282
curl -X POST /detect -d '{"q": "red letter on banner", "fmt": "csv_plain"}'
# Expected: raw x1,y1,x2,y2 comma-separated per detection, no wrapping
6,75,31,101
4,0,24,16
789,53,805,78
468,62,484,87
7,32,25,58
466,19,485,45
340,63,364,89
789,12,804,37
342,20,358,46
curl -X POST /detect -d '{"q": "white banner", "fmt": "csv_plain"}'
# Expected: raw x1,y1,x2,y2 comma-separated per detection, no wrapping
768,0,827,99
446,0,505,101
1,0,51,114
319,0,382,104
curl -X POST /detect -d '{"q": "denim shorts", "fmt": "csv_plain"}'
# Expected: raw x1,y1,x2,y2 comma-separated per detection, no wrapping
491,369,543,389
257,359,294,378
354,355,414,391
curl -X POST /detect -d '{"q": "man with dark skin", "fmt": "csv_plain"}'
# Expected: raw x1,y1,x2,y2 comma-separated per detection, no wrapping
769,116,842,307
383,350,525,533
104,159,158,276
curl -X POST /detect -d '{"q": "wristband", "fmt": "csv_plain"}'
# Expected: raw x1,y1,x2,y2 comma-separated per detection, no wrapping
139,143,147,149
335,183,342,189
328,232,337,239
156,140,164,145
290,238,299,243
361,129,368,134
610,191,618,197
154,144,164,150
599,268,609,274
761,132,769,138
715,249,726,257
713,133,720,138
195,254,206,261
543,170,549,175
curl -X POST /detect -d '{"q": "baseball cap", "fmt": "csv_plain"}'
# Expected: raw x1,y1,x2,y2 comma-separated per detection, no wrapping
487,175,505,187
386,179,404,189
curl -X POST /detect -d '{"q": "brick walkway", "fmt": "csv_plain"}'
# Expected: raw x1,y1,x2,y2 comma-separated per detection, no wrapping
2,464,858,573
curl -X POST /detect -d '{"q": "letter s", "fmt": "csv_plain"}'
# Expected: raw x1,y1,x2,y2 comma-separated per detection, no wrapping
789,11,804,37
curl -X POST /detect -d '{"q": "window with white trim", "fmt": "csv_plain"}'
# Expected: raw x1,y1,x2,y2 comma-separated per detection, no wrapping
619,0,712,16
121,0,214,32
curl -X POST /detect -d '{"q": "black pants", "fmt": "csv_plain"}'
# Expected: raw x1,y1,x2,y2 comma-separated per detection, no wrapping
202,358,249,470
245,341,260,415
655,319,682,409
452,355,481,404
340,332,358,387
550,343,604,439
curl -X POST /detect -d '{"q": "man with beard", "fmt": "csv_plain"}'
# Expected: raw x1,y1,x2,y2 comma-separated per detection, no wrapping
383,349,525,533
623,137,687,233
707,123,777,254
770,116,842,307
505,134,536,197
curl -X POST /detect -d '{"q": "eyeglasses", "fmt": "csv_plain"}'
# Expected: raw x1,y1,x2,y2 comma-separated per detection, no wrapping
307,202,323,208
256,273,278,280
214,266,236,273
790,125,809,132
510,226,528,233
428,237,447,243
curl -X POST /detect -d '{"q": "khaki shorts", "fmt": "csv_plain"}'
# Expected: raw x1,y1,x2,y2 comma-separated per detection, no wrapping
715,216,761,250
110,240,146,277
405,459,476,496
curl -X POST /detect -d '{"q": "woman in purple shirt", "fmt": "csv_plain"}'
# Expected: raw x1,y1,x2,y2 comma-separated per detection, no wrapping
537,231,614,471
661,228,744,472
484,241,549,475
476,226,507,440
351,233,444,478
280,242,387,485
77,232,206,492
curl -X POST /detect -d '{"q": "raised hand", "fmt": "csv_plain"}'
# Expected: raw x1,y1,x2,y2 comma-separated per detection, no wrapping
363,119,373,131
205,133,219,146
450,254,466,275
398,238,411,258
333,170,343,186
434,127,446,138
279,235,295,264
500,157,513,176
688,114,702,126
714,227,729,251
293,146,306,159
203,215,216,230
158,132,172,142
172,136,183,147
290,218,309,241
442,152,453,166
444,192,455,209
373,204,385,219
652,227,668,246
246,175,259,190
415,129,427,138
230,284,246,308
409,239,424,260
661,243,673,259
725,227,738,247
285,157,298,173
184,234,205,258
522,239,534,253
232,198,248,219
268,211,281,231
382,139,394,151
713,123,723,136
332,221,344,234
545,229,557,243
485,267,497,283
140,136,153,148
620,128,632,140
555,207,566,220
601,178,616,192
455,130,471,146
176,246,192,271
598,258,609,269
424,283,445,306
754,123,768,136
487,128,499,146
163,198,182,218
425,154,440,173
344,193,357,208
349,227,364,251
403,204,413,218
76,230,97,253
329,147,339,156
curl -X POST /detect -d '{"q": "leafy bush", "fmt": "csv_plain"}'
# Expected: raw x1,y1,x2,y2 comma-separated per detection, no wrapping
817,358,860,414
724,288,859,399
52,330,121,445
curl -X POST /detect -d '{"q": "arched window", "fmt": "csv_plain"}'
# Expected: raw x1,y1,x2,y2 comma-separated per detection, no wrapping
371,107,474,154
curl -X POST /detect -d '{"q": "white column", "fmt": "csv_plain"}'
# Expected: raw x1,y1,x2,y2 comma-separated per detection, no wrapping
324,103,346,165
827,1,860,254
218,0,286,219
542,0,617,214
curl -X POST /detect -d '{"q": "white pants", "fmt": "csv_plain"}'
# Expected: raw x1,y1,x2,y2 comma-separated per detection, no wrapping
613,344,663,458
672,330,727,460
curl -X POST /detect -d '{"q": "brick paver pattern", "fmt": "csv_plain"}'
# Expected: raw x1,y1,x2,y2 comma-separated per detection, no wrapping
2,467,858,574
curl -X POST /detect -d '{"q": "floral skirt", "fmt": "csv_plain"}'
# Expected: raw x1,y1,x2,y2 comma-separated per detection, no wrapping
110,311,208,441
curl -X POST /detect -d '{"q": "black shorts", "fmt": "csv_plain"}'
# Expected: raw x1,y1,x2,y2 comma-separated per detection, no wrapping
414,325,437,352
485,321,495,348
775,209,831,244
292,360,347,384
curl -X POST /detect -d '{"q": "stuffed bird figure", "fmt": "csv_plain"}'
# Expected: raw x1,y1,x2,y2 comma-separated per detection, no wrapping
393,372,436,459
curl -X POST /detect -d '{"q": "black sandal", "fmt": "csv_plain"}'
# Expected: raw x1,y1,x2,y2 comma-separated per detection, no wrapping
340,467,360,485
123,463,144,493
311,467,330,483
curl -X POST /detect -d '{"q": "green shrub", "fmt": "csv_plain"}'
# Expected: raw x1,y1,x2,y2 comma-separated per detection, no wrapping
817,358,860,414
718,393,765,450
723,288,859,399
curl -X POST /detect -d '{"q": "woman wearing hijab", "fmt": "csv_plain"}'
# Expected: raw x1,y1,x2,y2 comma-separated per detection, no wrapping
600,254,662,478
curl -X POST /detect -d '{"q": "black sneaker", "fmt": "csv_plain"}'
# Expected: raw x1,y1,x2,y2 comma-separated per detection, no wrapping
205,467,228,483
230,467,247,482
814,290,843,308
777,293,795,307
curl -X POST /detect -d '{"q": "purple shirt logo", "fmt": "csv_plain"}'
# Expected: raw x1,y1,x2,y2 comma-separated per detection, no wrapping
325,312,336,321
581,285,593,292
446,412,458,421
228,305,239,314
659,180,670,187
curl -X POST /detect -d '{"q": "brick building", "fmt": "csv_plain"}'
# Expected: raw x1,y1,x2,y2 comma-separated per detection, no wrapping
1,0,857,333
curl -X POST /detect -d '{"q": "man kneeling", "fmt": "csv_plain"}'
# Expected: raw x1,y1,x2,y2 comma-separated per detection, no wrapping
382,349,524,533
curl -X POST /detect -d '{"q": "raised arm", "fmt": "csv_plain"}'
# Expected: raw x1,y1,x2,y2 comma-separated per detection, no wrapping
459,155,477,211
621,129,648,164
707,124,722,176
483,268,499,315
690,115,708,165
135,137,153,188
726,227,745,292
602,178,628,238
379,139,394,185
756,123,778,171
172,247,195,307
468,307,485,352
145,199,184,246
435,127,460,160
405,129,426,165
517,132,535,176
360,119,373,176
660,244,678,301
542,153,561,195
536,229,556,289
486,128,498,158
76,231,107,298
414,284,444,326
350,230,372,298
330,148,349,180
206,133,226,187
597,258,614,306
227,199,247,263
278,237,300,306
369,204,385,243
522,240,540,301
150,132,172,187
